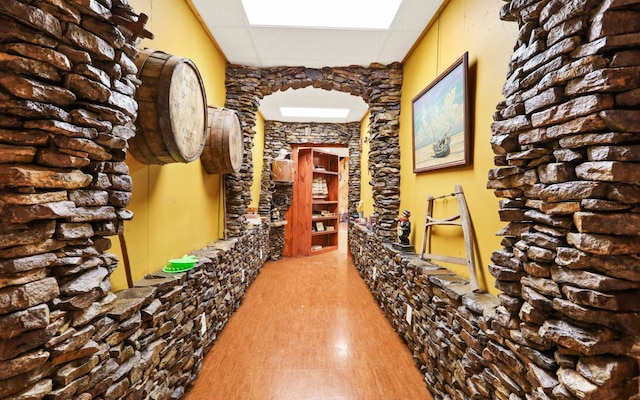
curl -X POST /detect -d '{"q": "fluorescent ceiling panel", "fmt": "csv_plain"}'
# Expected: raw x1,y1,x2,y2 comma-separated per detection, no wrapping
241,0,402,30
280,107,350,119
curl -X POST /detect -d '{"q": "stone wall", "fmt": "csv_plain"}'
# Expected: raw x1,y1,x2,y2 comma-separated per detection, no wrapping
264,120,356,150
490,0,640,398
1,220,269,399
349,225,504,399
0,1,272,398
260,120,361,215
349,223,639,400
350,1,640,399
0,0,138,397
225,64,402,241
348,125,363,218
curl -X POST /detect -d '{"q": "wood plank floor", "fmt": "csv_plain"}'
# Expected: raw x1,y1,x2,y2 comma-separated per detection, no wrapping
184,225,434,400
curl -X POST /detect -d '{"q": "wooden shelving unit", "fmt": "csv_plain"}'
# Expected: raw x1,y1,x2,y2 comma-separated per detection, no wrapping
285,147,340,256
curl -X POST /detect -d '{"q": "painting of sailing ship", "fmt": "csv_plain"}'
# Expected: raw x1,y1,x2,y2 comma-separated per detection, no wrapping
412,52,470,172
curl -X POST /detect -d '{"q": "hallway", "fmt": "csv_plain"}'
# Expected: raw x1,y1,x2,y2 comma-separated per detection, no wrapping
184,225,434,399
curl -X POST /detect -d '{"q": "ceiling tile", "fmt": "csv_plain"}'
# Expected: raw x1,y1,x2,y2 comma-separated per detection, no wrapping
389,0,441,31
258,57,365,69
227,57,263,67
249,27,386,65
190,0,247,27
189,0,446,122
378,31,425,63
208,27,257,59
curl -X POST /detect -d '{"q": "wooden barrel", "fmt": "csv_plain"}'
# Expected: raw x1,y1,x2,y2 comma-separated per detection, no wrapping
130,49,207,164
272,159,294,182
201,106,243,174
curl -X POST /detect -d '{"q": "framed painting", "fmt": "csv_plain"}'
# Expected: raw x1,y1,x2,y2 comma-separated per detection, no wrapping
412,52,471,173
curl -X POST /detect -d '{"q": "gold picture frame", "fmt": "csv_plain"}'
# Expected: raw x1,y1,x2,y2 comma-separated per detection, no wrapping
412,52,471,173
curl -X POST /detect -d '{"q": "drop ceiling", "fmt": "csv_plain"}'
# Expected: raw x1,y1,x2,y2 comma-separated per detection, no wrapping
188,0,446,123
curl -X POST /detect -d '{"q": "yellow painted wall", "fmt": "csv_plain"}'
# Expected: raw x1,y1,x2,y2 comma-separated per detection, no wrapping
250,112,265,209
110,0,228,290
400,0,518,293
360,113,374,217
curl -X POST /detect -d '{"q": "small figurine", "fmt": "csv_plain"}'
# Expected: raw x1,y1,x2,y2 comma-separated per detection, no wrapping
396,210,411,245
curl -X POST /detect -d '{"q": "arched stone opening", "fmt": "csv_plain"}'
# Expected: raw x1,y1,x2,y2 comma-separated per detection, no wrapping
224,64,403,241
258,87,366,219
259,119,360,259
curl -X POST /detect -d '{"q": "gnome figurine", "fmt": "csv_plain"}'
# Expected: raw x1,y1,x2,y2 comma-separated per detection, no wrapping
396,210,411,245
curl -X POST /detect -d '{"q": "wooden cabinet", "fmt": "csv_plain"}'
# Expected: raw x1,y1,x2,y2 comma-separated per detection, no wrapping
285,147,340,256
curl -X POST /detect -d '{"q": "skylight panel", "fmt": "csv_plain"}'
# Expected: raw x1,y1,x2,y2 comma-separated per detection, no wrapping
241,0,402,30
280,107,350,119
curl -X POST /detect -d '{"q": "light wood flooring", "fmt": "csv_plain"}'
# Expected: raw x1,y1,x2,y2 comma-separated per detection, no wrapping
184,225,434,400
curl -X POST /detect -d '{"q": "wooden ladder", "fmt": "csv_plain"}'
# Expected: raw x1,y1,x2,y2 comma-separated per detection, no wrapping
420,184,480,291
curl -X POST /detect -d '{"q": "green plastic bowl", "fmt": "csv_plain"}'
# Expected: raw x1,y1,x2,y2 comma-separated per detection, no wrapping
162,255,198,273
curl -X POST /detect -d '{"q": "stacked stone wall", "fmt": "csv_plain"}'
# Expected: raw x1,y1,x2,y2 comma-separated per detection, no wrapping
2,214,269,399
0,1,272,398
349,222,639,400
490,0,640,398
349,225,503,399
260,121,360,206
225,64,402,241
350,0,640,399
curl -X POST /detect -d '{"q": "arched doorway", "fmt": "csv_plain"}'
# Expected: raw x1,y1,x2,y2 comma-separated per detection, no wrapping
223,64,404,242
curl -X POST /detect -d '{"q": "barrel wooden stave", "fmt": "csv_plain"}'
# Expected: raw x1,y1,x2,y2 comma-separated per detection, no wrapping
201,106,243,174
272,159,294,182
129,49,207,165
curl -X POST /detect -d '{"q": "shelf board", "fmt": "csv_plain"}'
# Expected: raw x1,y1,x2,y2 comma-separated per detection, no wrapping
313,169,338,175
312,215,338,221
310,245,338,255
312,200,338,205
312,230,337,236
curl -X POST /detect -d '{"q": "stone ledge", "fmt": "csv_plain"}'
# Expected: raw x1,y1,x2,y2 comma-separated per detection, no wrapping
0,226,270,398
348,223,520,398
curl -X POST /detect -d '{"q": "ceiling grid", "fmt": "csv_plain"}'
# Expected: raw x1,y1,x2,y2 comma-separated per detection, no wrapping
188,0,445,122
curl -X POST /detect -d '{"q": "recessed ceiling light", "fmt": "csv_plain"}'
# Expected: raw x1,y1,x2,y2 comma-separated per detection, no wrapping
241,0,402,30
280,107,350,119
